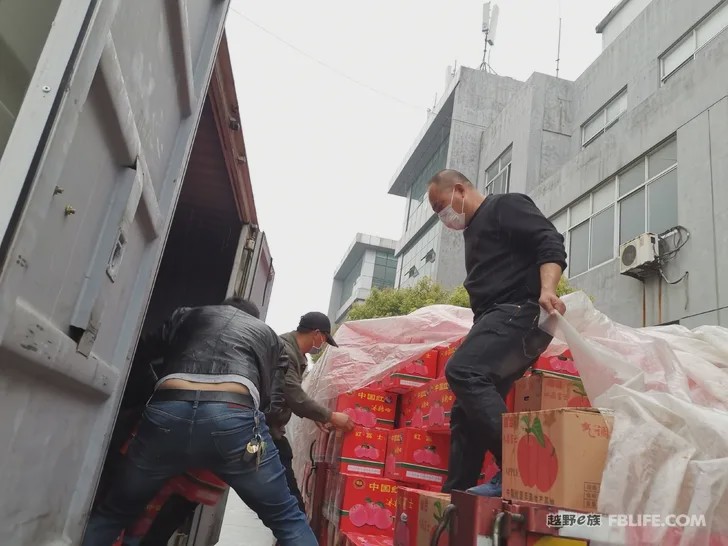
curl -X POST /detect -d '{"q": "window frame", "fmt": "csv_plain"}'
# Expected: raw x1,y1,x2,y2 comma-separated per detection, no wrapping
484,146,512,195
553,138,678,279
581,87,628,147
660,0,728,82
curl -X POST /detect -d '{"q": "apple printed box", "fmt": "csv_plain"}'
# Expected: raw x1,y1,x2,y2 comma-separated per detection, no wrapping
533,350,579,377
502,408,611,513
338,427,390,477
394,487,450,546
336,474,398,537
424,377,455,433
337,389,398,429
399,383,430,428
514,371,590,413
377,350,438,395
435,339,463,378
385,428,450,487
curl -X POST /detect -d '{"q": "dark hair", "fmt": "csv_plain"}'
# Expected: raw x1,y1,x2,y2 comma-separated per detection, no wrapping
222,297,260,319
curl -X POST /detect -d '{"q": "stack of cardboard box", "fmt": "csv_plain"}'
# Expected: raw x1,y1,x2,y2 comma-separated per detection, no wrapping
311,346,612,546
314,339,507,546
503,351,612,514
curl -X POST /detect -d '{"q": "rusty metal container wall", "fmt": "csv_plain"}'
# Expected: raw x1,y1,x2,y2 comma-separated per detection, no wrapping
0,1,231,544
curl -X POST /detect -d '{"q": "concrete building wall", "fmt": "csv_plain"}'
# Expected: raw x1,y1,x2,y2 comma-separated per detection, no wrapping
390,0,728,329
598,0,654,50
393,69,524,290
530,0,728,328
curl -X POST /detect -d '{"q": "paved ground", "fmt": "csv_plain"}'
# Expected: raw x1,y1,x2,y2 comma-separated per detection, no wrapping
217,493,274,546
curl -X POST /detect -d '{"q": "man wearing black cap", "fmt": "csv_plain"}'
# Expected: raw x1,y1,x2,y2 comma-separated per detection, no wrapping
268,311,354,512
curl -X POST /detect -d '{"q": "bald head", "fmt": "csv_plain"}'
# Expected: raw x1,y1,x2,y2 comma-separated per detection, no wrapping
428,169,485,230
428,169,473,191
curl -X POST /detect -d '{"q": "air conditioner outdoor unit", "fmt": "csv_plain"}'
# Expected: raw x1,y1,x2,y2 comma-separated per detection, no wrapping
619,233,658,278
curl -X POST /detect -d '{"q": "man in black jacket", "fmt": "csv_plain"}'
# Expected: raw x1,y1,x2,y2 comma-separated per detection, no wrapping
427,170,567,497
83,298,318,546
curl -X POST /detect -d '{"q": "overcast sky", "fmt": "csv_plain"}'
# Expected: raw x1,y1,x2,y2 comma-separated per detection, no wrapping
225,0,616,336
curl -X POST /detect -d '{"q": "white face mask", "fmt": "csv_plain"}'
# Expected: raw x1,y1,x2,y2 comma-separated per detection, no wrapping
438,191,467,230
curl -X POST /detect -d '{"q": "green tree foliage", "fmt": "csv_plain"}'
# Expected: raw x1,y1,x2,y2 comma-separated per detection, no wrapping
345,279,467,321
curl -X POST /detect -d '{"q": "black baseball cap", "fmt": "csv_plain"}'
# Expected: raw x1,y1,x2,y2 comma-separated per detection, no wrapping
298,311,338,347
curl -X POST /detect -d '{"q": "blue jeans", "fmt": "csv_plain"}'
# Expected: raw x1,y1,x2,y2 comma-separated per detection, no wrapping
82,400,317,546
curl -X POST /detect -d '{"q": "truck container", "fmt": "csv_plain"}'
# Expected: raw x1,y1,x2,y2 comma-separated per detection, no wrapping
0,2,274,544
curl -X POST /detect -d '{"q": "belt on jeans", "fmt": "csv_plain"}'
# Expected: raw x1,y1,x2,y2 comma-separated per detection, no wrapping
151,389,255,409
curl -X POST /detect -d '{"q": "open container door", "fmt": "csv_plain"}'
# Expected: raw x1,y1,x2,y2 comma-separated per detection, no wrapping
0,1,231,544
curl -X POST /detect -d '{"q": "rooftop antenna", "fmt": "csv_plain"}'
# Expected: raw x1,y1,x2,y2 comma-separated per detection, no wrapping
555,0,562,78
479,3,499,74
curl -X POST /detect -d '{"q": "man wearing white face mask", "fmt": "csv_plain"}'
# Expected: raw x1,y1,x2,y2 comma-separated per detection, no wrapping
427,169,567,497
267,311,354,513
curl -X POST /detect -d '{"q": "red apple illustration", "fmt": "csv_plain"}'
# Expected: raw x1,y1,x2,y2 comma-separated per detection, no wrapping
428,447,441,466
353,406,366,425
413,449,426,464
369,447,380,459
349,504,368,527
366,410,378,428
567,383,590,407
517,415,558,492
343,407,356,420
365,501,378,526
374,505,393,530
354,445,366,458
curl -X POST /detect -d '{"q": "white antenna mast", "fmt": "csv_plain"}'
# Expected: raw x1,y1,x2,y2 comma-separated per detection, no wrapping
556,0,562,78
480,3,499,74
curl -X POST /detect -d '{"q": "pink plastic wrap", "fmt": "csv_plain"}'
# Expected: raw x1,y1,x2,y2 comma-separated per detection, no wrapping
540,292,728,546
288,304,473,490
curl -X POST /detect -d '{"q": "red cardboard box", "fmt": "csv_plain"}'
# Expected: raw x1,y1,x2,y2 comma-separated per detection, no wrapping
338,427,390,477
394,487,450,546
343,533,394,546
435,339,463,377
477,452,499,485
378,350,438,394
385,428,450,488
337,389,398,429
399,383,430,429
425,377,455,432
336,474,398,537
533,350,579,377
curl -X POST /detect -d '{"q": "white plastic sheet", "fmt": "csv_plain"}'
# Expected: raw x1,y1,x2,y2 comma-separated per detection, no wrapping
540,292,728,546
288,294,728,545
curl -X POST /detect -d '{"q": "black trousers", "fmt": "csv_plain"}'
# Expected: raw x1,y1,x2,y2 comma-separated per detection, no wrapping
274,435,306,513
442,301,552,493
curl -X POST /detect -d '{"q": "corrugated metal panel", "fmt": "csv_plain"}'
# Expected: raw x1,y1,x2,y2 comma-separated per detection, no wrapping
0,1,231,544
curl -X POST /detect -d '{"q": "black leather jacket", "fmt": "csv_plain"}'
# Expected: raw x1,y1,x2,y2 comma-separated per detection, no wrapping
136,305,289,414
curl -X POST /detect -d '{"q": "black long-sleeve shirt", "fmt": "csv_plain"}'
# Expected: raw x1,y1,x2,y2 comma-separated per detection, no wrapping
463,193,567,318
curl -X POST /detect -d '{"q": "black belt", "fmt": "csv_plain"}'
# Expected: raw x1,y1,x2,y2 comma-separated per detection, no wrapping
151,389,255,409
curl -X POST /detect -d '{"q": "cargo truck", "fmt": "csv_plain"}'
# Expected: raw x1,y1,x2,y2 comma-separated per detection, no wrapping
0,2,274,545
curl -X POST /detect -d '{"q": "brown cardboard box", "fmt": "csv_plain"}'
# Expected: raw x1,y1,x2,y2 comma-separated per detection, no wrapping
514,371,590,412
502,408,611,512
394,487,451,546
